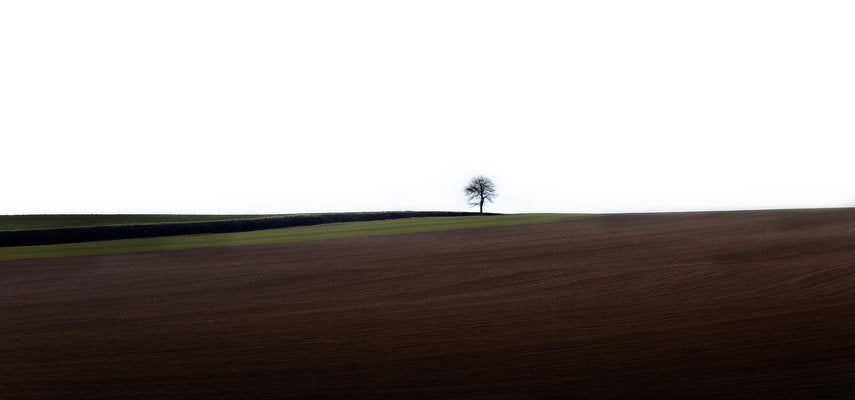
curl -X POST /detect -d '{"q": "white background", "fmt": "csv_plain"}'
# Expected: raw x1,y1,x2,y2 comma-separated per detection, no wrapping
2,1,854,214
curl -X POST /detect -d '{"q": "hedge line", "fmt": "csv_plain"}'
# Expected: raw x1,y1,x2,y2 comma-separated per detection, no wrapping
0,212,494,247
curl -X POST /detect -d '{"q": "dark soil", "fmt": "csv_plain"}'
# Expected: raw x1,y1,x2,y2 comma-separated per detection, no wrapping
3,209,855,399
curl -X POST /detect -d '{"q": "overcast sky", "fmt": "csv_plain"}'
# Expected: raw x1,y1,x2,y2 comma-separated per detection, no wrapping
2,1,854,214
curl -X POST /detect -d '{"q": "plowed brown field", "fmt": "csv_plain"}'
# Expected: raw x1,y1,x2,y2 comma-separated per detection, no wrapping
3,209,855,399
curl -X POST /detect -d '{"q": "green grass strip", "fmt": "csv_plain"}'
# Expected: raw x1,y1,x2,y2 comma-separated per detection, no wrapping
0,214,589,262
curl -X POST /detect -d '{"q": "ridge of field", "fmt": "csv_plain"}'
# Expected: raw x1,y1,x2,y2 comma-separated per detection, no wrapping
0,214,280,231
0,214,583,261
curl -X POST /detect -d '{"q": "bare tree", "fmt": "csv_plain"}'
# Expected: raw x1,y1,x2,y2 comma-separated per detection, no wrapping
464,176,497,214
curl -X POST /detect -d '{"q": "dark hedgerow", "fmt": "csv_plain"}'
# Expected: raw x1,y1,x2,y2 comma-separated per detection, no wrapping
0,212,496,247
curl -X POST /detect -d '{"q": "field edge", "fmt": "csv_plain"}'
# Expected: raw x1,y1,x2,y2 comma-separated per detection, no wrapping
0,214,589,262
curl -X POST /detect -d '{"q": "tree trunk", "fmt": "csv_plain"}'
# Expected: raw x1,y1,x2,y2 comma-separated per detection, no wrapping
479,196,484,214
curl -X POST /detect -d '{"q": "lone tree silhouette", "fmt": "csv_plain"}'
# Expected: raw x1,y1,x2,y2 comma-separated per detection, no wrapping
464,176,497,214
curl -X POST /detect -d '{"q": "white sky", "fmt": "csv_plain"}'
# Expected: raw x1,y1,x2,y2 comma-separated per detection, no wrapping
2,1,854,214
